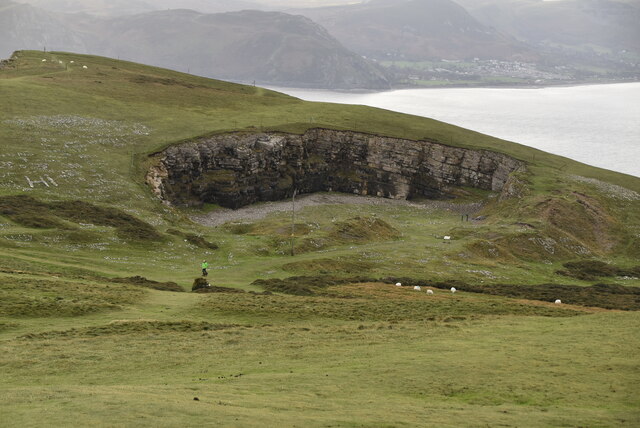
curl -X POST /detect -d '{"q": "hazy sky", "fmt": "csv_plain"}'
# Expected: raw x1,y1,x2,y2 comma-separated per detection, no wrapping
15,0,369,13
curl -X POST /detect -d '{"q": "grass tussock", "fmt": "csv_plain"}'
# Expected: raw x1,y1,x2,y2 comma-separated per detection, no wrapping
167,228,218,249
111,276,183,292
192,277,210,291
252,275,640,311
0,322,20,332
192,277,267,294
201,283,579,322
193,285,252,294
0,276,145,317
557,260,640,281
388,277,640,311
465,231,585,262
20,320,240,339
225,222,254,235
0,195,162,241
329,216,401,243
251,275,371,296
248,215,401,255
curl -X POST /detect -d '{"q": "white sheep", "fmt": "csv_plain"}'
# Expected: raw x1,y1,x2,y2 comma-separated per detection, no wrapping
426,289,434,295
42,59,47,62
70,61,75,64
82,65,88,69
395,282,402,287
444,236,451,240
554,299,562,304
451,287,457,293
413,285,421,291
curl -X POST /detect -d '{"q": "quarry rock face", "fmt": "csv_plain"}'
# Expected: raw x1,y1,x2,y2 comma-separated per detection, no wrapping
147,129,525,208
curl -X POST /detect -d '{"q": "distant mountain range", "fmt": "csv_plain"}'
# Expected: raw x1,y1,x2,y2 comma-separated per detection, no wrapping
10,0,364,16
98,9,390,89
2,0,638,89
11,0,261,16
0,1,89,55
295,0,538,62
294,0,638,85
456,0,640,55
0,0,389,89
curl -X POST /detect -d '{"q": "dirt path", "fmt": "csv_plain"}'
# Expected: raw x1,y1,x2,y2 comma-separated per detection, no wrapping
191,193,484,227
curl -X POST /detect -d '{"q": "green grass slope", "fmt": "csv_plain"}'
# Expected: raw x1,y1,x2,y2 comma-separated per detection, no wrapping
0,50,637,284
0,50,639,426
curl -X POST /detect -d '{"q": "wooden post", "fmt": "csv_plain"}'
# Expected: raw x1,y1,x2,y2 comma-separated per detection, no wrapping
290,189,297,256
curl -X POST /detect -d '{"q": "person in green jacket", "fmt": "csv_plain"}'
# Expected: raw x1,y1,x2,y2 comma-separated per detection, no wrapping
201,260,208,276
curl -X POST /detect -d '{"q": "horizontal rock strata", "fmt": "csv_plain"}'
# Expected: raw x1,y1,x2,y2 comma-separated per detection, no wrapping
147,129,525,208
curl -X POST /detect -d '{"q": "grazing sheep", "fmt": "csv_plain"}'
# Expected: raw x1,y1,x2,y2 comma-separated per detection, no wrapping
395,282,402,287
426,289,434,295
413,285,421,291
42,59,46,62
555,299,562,304
70,61,74,63
82,65,88,69
444,236,451,240
451,287,457,293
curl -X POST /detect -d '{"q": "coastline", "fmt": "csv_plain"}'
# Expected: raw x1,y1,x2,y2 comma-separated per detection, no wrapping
267,83,640,178
265,79,640,95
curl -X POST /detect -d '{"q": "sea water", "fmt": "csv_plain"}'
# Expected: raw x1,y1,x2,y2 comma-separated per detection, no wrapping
275,83,640,177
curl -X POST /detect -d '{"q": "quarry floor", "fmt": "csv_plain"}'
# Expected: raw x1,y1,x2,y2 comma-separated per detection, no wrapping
190,192,484,227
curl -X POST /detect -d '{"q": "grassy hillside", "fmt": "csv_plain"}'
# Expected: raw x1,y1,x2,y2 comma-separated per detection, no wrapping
0,49,638,283
0,2,389,89
1,50,639,426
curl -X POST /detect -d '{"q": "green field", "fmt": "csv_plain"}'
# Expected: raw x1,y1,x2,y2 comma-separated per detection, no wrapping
1,51,639,426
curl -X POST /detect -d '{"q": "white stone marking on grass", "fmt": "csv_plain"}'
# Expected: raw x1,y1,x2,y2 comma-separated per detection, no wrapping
569,175,640,201
45,175,58,186
25,176,50,187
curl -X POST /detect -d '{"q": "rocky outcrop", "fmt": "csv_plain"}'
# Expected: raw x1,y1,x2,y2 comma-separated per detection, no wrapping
147,129,525,208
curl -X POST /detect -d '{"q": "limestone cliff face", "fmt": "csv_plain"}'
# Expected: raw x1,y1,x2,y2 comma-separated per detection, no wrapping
147,129,525,208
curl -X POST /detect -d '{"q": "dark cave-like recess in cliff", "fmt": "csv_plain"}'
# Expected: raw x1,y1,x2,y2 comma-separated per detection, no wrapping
146,129,525,208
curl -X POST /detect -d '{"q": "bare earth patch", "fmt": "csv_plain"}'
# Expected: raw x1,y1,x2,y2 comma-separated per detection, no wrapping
191,192,483,227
